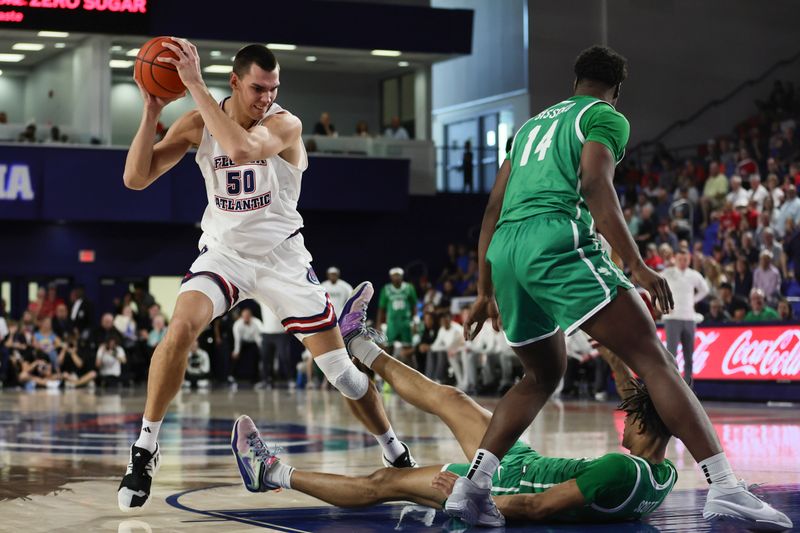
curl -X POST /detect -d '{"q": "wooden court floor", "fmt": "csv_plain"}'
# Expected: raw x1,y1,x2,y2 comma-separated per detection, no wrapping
0,387,797,532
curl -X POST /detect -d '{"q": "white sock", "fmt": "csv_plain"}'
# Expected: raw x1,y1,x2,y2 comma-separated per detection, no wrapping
134,417,161,453
374,428,406,462
466,448,500,489
699,452,738,488
349,336,383,368
269,461,295,489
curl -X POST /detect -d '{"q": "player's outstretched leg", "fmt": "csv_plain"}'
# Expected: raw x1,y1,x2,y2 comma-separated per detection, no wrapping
118,290,213,512
339,281,416,467
231,415,292,492
583,289,792,532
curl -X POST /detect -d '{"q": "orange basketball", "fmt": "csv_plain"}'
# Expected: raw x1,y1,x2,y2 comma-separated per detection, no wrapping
134,36,186,99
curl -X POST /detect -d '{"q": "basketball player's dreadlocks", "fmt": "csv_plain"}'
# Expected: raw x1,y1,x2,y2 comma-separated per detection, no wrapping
618,380,672,440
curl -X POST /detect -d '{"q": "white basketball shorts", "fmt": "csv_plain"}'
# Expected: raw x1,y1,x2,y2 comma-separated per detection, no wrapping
179,231,336,340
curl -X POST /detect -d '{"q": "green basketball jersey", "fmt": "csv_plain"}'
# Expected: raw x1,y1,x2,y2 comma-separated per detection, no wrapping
446,442,676,522
378,282,418,325
497,95,630,230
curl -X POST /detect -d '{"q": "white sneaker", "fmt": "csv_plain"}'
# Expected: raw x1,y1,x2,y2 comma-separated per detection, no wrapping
703,480,793,531
444,477,505,527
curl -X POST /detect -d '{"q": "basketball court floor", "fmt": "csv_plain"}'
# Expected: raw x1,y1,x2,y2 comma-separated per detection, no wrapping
1,387,798,532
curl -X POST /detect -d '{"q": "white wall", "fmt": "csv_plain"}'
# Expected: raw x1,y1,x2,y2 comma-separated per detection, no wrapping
432,0,527,110
530,0,800,148
0,76,25,123
22,50,75,129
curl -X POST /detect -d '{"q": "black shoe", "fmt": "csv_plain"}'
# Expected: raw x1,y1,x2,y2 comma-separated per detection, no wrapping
382,441,418,468
118,444,160,512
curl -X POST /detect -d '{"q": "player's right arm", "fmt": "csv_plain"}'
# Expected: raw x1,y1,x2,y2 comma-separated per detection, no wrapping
463,159,510,340
493,480,586,520
579,116,673,314
123,79,201,190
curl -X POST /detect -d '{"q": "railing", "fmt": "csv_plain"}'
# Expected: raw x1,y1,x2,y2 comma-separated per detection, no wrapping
628,49,800,159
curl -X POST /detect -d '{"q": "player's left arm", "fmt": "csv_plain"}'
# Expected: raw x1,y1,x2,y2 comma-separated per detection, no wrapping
160,37,301,163
493,480,586,520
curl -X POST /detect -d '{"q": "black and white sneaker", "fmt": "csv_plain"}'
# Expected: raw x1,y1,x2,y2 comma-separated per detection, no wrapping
118,443,160,512
382,441,418,468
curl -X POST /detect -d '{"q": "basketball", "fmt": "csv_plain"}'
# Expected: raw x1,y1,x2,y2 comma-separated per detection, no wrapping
134,36,185,99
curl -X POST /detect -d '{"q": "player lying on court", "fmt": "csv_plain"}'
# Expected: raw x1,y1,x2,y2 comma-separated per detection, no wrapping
118,41,414,512
231,282,677,523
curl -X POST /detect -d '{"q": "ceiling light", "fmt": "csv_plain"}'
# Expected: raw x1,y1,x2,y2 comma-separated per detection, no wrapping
126,48,140,57
204,65,232,74
371,49,401,57
398,61,409,67
38,31,70,38
0,54,25,63
210,50,222,57
0,70,3,76
268,43,296,51
109,59,134,69
54,43,66,49
110,45,123,52
13,43,45,51
305,56,317,62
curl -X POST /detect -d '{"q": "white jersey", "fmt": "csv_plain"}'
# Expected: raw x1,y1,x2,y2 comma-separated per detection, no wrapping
195,100,307,256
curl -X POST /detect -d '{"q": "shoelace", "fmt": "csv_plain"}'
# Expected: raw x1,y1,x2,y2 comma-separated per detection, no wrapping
247,433,281,469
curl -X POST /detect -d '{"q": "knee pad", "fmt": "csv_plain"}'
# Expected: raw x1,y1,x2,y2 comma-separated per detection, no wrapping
315,348,369,400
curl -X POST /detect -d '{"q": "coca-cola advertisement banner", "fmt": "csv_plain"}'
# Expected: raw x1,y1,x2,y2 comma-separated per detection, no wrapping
656,325,800,381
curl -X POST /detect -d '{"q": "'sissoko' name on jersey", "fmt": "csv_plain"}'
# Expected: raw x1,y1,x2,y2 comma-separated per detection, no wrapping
532,101,576,121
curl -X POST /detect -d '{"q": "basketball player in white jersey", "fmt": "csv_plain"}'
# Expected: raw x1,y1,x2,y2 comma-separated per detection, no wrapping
117,39,415,512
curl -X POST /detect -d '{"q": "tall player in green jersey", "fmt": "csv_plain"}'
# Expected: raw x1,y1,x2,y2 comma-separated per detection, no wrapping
377,267,418,358
231,300,678,524
446,46,791,531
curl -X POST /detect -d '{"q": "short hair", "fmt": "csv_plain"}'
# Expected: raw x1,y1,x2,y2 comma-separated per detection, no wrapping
618,380,671,440
574,45,628,88
234,45,278,77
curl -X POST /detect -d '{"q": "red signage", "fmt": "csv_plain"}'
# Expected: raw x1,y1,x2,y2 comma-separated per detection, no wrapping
78,249,95,263
656,325,800,381
0,0,149,33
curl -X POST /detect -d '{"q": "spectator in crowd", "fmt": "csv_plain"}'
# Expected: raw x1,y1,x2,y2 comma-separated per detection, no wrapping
27,286,47,320
657,243,675,268
0,299,7,342
777,299,794,322
132,283,156,325
0,111,7,124
95,336,126,387
655,221,679,251
58,332,96,389
232,308,262,385
740,231,760,265
744,288,780,322
114,305,138,347
765,173,784,207
662,249,709,387
184,340,211,390
457,308,481,395
784,218,800,282
313,112,336,136
701,161,729,222
92,313,118,351
18,354,60,390
747,173,769,211
430,311,464,387
321,266,353,317
718,282,748,321
759,227,783,268
703,297,731,323
776,185,800,238
69,286,93,336
147,314,168,349
421,282,443,310
643,243,664,271
377,267,418,363
214,311,236,385
702,259,727,297
416,311,438,377
51,303,73,339
39,284,65,320
635,205,657,253
18,123,37,143
438,279,457,312
258,303,293,389
355,120,370,137
732,255,753,300
383,116,409,140
726,176,749,207
752,250,782,305
33,317,61,370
